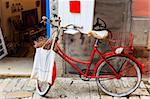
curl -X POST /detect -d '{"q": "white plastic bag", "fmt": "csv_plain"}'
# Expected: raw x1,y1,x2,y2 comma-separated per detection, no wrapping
31,48,55,84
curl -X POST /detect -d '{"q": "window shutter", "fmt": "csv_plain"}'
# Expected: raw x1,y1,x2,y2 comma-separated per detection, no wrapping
0,28,7,59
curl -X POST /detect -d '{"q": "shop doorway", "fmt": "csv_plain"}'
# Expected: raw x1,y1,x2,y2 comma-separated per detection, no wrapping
0,0,47,76
0,0,46,58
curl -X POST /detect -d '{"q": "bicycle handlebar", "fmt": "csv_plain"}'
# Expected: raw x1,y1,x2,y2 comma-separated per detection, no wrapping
41,16,60,23
61,24,83,30
41,16,60,28
41,16,83,31
40,16,48,23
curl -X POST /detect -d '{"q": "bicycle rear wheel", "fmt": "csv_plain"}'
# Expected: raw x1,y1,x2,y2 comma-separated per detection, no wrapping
96,55,141,97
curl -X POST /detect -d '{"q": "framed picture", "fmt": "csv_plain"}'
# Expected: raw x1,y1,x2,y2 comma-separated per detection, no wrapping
0,28,7,59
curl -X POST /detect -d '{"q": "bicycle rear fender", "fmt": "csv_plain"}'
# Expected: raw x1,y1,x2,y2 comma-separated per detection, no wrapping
94,52,144,76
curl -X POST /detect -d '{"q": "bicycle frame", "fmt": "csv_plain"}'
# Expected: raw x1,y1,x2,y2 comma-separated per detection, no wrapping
54,39,120,79
49,21,144,80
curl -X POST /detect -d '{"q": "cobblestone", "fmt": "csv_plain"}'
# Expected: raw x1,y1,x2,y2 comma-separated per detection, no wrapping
101,95,113,99
114,97,127,99
89,82,99,99
22,97,32,99
12,78,28,91
0,78,11,92
0,78,149,99
139,81,146,89
140,96,150,99
0,92,6,99
148,80,150,84
129,96,140,99
145,84,150,89
3,78,18,92
131,88,150,96
22,79,36,91
5,91,33,99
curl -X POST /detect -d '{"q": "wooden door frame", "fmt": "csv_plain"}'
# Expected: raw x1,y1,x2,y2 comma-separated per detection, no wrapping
41,0,46,16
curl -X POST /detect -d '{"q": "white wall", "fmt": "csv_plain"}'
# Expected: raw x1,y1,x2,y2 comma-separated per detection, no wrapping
58,0,95,34
1,0,41,40
0,0,2,27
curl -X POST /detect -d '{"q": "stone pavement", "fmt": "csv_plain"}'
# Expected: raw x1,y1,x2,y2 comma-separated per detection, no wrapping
0,77,150,99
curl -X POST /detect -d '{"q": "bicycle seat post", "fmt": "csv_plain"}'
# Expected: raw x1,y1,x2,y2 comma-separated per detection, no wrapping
95,39,99,47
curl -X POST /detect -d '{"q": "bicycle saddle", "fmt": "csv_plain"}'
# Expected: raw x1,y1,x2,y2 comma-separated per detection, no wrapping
88,30,108,39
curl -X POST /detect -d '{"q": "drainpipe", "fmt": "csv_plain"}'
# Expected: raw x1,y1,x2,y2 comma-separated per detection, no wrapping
46,0,51,38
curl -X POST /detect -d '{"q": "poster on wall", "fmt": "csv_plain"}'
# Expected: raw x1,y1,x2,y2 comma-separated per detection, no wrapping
0,28,7,59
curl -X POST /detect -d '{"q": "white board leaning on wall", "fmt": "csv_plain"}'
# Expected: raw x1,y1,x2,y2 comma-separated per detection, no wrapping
0,28,7,59
58,0,95,34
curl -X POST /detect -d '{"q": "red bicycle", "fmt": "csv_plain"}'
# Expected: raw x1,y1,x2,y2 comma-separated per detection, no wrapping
36,16,144,97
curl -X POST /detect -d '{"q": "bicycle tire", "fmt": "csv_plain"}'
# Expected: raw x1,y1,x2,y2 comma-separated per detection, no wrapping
36,80,51,96
36,62,56,96
96,55,141,97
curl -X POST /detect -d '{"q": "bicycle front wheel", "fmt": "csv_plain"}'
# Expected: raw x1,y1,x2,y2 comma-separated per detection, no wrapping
36,80,51,96
96,55,141,97
36,62,56,96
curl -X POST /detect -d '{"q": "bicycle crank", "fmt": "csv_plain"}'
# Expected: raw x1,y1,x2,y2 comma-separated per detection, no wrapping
79,69,92,81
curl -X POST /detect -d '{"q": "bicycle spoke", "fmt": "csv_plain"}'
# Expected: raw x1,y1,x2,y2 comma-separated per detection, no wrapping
119,59,132,75
99,75,116,81
120,64,135,76
118,59,128,73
